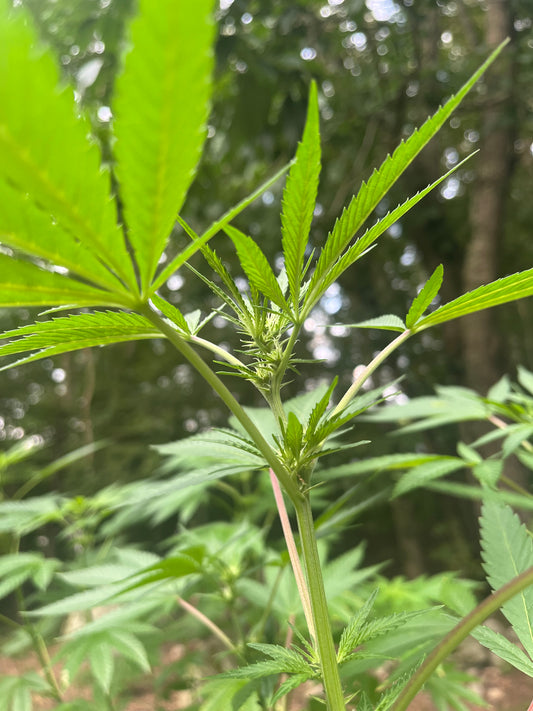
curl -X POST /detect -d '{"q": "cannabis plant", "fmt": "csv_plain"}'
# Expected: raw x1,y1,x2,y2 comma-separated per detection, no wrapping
0,1,532,709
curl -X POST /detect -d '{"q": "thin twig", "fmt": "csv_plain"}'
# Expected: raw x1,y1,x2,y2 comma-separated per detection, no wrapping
177,596,240,657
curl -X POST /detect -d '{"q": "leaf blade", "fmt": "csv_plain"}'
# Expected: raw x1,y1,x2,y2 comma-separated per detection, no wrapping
305,156,473,310
0,180,125,293
0,4,136,291
304,39,508,309
0,256,131,309
113,0,215,294
0,311,159,370
149,161,292,294
480,501,533,659
281,81,321,310
405,264,444,329
225,225,287,308
413,269,533,331
341,315,406,332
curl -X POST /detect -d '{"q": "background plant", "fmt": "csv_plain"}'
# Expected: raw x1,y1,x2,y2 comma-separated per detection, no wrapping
0,1,532,710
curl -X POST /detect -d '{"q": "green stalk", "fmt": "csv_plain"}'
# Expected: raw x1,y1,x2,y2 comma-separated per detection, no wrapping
10,537,63,700
189,334,247,369
16,590,63,700
332,329,411,416
140,304,301,503
294,495,346,711
391,565,533,711
267,322,303,425
142,305,345,706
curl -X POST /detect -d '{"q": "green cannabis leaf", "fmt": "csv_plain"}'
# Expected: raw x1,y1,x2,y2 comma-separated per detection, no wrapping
281,80,321,313
480,501,533,660
113,0,215,295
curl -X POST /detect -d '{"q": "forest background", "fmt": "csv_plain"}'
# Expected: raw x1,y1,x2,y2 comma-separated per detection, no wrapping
1,0,532,581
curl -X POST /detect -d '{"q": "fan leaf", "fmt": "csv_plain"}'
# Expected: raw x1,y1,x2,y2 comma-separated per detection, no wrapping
113,0,215,294
342,315,406,332
0,3,137,292
0,311,158,370
0,180,126,293
150,161,291,294
306,157,473,310
0,256,131,309
480,501,533,659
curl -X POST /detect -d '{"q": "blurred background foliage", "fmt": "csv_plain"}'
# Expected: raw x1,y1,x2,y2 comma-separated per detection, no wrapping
1,0,532,577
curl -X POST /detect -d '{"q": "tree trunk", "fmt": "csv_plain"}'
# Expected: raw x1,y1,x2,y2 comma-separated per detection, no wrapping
461,0,514,395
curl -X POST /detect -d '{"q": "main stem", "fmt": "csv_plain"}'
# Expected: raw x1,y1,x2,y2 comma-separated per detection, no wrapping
140,304,300,501
144,303,346,708
294,494,346,711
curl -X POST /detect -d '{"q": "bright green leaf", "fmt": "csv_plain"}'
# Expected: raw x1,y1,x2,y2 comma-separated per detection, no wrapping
473,625,533,677
518,366,533,396
281,81,321,310
151,294,190,334
487,374,511,402
306,157,473,311
225,225,287,308
199,678,261,711
0,256,132,309
480,501,533,659
304,38,508,309
472,460,503,489
501,424,533,458
150,161,291,294
0,4,137,292
341,315,406,332
115,554,200,595
0,311,159,371
89,640,114,694
107,630,151,673
0,180,127,294
406,264,444,328
393,457,465,497
113,0,215,294
413,268,533,332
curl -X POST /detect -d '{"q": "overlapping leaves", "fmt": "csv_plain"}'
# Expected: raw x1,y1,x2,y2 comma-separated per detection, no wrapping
0,3,137,297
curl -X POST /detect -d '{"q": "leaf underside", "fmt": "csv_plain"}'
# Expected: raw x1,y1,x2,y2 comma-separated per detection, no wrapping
281,80,321,310
0,3,137,293
113,0,215,294
0,311,159,370
414,268,533,331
